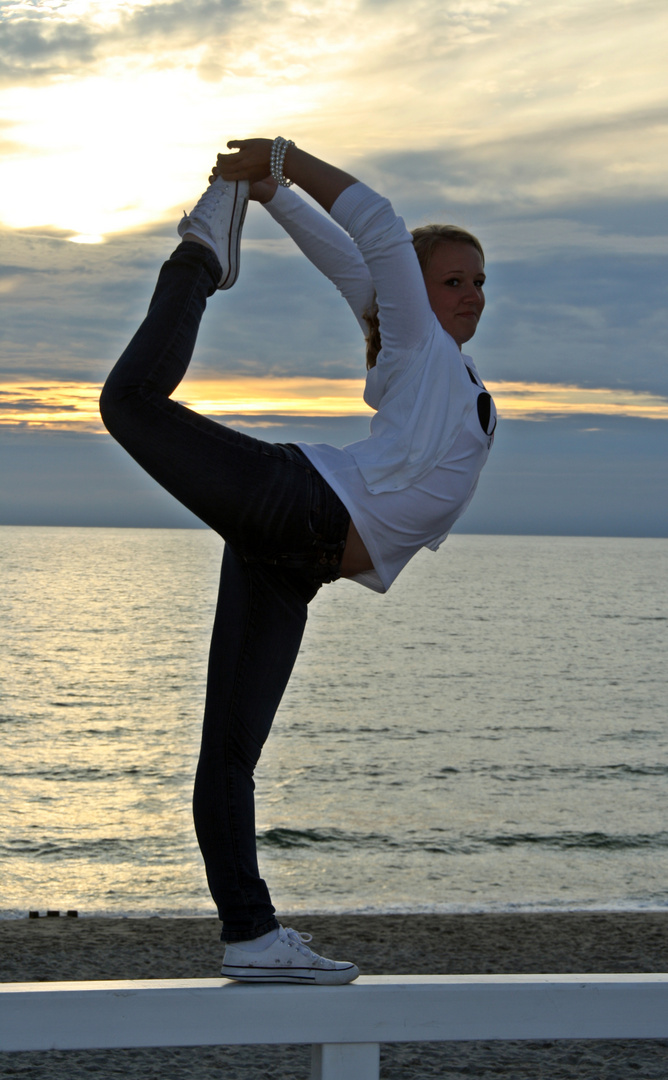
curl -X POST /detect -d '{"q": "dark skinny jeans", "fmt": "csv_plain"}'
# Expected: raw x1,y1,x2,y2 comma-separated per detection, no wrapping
100,241,350,941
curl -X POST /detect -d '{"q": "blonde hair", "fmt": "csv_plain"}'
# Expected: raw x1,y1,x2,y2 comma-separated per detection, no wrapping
363,224,485,369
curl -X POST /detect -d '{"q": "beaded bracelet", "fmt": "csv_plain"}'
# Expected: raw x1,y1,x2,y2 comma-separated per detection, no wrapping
270,136,295,187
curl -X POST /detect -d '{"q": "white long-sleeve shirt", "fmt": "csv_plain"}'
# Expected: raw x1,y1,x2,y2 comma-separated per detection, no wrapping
265,182,496,593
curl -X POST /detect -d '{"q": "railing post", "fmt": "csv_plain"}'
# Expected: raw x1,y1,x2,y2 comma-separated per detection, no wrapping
311,1042,380,1080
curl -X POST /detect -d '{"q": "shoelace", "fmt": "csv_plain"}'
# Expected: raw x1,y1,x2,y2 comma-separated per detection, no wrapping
281,927,315,956
192,185,224,222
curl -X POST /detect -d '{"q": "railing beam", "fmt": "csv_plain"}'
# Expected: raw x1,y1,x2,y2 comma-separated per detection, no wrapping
2,974,668,1059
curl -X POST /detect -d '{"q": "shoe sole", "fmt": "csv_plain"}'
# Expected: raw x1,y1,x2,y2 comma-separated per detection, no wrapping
221,962,359,986
218,181,248,290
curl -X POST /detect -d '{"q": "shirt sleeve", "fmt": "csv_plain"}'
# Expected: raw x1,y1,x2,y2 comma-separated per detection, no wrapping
329,182,436,355
263,185,375,333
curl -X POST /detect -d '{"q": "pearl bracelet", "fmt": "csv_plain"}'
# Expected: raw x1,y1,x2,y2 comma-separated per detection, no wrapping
270,136,295,187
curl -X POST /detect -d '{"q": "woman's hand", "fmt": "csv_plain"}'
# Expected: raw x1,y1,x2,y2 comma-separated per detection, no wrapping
210,165,278,203
248,176,279,204
209,139,279,203
211,137,359,213
216,139,274,183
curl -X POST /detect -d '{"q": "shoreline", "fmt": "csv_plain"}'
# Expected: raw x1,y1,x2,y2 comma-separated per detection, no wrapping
3,911,668,984
7,900,668,918
3,913,668,1079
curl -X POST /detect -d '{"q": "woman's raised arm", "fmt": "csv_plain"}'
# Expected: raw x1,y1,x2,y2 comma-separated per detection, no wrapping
214,139,358,213
215,137,434,356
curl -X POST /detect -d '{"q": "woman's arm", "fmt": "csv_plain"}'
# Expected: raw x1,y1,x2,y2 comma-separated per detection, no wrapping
214,140,374,331
215,139,358,213
215,139,434,355
263,187,375,332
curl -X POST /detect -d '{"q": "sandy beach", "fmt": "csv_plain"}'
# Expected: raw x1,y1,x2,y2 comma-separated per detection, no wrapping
2,912,668,1078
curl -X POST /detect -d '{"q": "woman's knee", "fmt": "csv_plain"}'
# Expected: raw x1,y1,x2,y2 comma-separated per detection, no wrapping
99,370,139,436
99,377,121,435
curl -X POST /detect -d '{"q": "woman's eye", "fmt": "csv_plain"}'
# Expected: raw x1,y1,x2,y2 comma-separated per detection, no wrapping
444,277,485,287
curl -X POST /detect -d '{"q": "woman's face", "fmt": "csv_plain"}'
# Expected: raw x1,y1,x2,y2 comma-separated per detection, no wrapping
422,241,486,348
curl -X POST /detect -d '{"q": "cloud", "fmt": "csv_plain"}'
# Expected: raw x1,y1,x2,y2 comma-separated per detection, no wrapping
472,248,668,397
2,174,667,405
1,0,667,538
0,0,246,83
1,0,666,245
1,0,664,540
0,16,96,81
463,414,668,537
3,414,667,534
4,374,668,434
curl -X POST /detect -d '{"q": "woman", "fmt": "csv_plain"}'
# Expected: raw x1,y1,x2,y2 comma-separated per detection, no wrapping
100,137,496,984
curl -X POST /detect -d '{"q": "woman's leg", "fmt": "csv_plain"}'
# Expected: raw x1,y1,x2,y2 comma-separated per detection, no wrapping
100,241,262,539
101,240,339,558
101,230,350,944
194,545,318,941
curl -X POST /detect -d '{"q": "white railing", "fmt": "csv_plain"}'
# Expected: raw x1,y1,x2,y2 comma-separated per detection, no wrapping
2,974,668,1080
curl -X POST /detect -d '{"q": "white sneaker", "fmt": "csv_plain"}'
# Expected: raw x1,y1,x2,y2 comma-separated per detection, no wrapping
177,177,249,289
221,925,360,985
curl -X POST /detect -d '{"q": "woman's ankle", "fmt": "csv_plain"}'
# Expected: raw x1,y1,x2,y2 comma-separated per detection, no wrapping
182,232,214,252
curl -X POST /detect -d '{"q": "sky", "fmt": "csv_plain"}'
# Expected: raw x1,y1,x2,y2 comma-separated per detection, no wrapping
1,0,666,535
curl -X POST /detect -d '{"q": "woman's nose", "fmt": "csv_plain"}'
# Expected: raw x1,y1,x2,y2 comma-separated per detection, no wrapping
463,283,483,304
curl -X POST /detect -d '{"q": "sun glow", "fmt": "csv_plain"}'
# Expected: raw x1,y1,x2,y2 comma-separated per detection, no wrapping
179,378,371,418
3,378,668,433
0,65,317,239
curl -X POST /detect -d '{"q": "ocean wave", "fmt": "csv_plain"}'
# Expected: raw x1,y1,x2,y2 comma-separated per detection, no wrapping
257,826,668,856
486,830,668,851
258,826,401,850
467,762,668,781
1,836,179,862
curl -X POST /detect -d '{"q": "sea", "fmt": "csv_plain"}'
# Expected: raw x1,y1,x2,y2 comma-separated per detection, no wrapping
1,526,667,919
